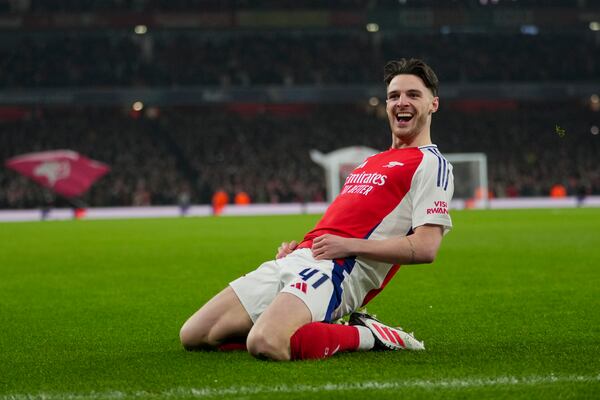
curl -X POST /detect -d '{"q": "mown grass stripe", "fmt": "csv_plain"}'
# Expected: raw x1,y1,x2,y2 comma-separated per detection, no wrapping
3,374,599,400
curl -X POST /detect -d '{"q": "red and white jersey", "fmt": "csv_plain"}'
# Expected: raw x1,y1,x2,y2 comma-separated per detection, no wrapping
299,144,454,312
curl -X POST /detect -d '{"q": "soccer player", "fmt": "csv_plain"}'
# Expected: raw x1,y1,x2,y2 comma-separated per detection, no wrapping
180,58,454,360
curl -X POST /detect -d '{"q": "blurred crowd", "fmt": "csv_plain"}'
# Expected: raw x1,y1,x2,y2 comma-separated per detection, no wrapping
1,0,590,14
1,31,598,88
0,108,186,208
1,2,598,209
1,102,598,209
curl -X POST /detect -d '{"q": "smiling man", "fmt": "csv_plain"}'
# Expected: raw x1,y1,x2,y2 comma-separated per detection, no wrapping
180,58,454,361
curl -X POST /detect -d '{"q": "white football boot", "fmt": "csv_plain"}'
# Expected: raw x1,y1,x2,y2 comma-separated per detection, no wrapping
349,312,425,351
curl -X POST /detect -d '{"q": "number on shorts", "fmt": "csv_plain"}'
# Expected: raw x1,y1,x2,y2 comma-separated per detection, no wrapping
298,268,329,289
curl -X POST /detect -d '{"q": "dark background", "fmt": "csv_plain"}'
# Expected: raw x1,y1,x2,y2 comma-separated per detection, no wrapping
0,0,598,208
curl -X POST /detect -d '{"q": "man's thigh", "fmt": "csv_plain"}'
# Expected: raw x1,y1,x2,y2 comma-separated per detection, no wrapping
232,249,338,323
278,249,339,322
180,286,253,349
229,259,283,323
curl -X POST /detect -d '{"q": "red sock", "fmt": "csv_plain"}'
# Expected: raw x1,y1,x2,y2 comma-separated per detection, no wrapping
218,342,247,352
290,322,359,360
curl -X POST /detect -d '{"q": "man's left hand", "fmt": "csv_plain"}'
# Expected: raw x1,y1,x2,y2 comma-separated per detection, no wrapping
311,234,355,260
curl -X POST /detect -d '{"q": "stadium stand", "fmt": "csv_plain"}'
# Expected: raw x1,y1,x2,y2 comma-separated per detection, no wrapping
0,1,598,208
1,0,596,13
1,102,598,208
1,32,598,87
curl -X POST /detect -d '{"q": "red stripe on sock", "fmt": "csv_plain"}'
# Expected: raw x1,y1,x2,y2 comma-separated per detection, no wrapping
290,322,359,360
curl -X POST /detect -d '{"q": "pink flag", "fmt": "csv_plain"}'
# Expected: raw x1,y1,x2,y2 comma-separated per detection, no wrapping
4,150,110,198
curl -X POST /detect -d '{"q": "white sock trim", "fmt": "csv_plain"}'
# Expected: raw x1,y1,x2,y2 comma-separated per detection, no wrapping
355,325,375,351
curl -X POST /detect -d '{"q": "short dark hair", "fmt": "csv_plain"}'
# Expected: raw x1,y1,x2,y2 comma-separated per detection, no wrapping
384,58,439,97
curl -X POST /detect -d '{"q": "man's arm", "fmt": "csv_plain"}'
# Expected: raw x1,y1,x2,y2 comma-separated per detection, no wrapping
311,224,444,265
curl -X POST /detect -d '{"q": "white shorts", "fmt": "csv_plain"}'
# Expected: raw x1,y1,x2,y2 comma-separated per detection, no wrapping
229,248,358,323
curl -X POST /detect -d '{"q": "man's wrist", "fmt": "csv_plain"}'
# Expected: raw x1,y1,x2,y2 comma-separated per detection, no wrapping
348,237,364,256
405,236,416,264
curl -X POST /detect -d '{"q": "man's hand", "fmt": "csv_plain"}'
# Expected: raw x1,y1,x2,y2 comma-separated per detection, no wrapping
312,234,355,260
276,240,298,259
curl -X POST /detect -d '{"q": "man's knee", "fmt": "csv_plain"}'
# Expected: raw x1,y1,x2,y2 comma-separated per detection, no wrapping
246,326,291,361
179,320,213,351
245,292,312,361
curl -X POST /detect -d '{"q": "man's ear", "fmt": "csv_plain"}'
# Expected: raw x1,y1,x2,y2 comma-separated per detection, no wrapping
430,97,439,114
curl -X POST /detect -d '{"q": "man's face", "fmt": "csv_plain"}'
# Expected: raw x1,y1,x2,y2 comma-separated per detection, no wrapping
386,74,439,144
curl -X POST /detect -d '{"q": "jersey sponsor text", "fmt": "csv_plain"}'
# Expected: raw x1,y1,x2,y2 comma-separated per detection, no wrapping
344,172,387,186
340,184,374,196
427,200,448,215
341,172,387,196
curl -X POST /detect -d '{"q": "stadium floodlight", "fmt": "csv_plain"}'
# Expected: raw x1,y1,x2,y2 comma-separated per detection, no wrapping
134,25,148,35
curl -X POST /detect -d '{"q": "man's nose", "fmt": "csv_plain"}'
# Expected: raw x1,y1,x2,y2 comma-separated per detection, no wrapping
398,94,410,106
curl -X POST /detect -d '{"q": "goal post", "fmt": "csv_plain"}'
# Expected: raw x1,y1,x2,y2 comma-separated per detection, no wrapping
445,153,489,209
311,147,488,208
310,146,379,202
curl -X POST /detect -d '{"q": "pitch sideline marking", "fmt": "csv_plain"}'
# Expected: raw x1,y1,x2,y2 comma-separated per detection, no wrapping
2,374,599,399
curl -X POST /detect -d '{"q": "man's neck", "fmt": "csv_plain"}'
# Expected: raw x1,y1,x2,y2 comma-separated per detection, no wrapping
392,132,432,149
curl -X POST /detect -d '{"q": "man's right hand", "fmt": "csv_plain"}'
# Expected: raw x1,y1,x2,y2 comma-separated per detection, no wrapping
276,240,298,259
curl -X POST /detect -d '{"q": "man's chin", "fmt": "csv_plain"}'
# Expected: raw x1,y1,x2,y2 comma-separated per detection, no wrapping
393,129,414,139
393,129,422,144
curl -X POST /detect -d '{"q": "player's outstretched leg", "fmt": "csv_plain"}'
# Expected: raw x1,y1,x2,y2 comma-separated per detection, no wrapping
349,312,425,351
180,286,253,351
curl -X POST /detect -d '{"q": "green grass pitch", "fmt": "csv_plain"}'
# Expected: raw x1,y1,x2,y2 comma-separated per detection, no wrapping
0,208,599,399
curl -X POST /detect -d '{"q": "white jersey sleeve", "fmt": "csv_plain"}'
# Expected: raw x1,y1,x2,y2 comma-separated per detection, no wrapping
410,150,454,235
